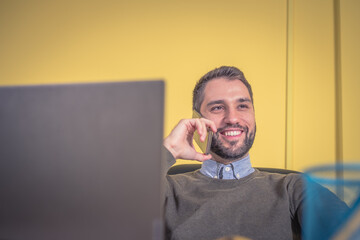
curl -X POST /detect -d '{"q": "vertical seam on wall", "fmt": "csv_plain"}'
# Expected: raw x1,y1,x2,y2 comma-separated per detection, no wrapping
334,0,344,199
334,0,343,163
285,0,294,170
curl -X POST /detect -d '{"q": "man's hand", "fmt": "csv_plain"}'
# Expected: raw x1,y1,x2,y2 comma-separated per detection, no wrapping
163,118,217,161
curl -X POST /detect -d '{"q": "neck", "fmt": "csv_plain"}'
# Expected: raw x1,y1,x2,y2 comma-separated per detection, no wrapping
211,152,249,165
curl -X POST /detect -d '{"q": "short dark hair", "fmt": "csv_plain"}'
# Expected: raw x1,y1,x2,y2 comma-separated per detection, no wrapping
192,66,253,112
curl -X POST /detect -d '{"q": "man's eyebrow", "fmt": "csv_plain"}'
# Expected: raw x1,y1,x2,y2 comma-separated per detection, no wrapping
206,100,224,107
237,98,252,103
206,98,252,107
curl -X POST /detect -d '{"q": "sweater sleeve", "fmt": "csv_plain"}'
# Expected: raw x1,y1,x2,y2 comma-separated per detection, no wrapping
161,146,176,207
287,174,350,238
282,174,306,239
161,146,176,178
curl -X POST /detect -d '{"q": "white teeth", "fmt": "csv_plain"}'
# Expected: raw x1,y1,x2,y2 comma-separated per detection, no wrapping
224,131,241,136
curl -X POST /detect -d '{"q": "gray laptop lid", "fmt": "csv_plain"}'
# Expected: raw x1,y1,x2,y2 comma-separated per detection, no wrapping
0,81,164,240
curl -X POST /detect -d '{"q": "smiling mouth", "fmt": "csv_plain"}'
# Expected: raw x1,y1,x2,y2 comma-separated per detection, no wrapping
221,130,243,137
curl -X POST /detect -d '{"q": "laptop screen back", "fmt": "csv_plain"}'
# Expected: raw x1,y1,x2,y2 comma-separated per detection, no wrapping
0,81,164,240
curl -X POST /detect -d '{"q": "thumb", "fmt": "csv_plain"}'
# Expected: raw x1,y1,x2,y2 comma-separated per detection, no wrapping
192,153,213,162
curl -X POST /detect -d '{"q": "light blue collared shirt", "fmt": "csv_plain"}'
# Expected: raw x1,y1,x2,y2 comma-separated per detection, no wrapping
200,155,255,179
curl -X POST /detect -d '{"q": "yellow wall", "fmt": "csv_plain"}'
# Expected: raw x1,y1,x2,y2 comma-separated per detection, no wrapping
0,0,358,171
340,0,360,163
290,0,360,171
291,0,337,170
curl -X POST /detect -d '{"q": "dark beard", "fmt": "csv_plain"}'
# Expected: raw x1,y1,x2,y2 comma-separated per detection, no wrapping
210,124,256,161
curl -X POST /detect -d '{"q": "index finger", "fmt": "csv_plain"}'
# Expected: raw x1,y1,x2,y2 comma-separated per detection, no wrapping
193,118,217,142
199,118,217,133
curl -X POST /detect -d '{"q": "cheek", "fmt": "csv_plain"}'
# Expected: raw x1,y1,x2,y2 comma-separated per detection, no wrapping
206,116,223,127
242,114,256,126
213,119,223,128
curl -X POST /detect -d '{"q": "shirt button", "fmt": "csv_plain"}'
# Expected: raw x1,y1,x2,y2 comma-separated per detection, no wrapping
236,173,240,178
225,167,231,172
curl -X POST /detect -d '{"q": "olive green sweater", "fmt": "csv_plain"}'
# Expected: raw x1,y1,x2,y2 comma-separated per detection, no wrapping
164,154,304,240
163,148,350,240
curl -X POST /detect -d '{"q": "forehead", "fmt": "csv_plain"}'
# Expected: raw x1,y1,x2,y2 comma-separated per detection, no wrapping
202,77,251,103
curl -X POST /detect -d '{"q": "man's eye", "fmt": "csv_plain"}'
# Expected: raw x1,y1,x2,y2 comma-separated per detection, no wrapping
210,106,224,112
238,104,249,109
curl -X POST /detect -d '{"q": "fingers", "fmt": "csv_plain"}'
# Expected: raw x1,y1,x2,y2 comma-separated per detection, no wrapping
193,118,217,142
163,118,217,161
206,120,217,133
193,118,205,141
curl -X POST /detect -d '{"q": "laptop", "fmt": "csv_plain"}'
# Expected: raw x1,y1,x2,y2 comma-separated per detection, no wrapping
0,81,165,240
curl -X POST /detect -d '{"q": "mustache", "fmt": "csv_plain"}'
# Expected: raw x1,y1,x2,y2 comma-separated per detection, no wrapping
216,124,249,133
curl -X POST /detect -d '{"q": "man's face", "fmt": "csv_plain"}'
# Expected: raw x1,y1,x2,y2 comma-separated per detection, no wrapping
199,77,256,161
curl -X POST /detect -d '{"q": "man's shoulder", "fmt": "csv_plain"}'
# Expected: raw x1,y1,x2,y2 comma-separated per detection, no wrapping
166,169,204,183
253,169,304,190
255,169,303,180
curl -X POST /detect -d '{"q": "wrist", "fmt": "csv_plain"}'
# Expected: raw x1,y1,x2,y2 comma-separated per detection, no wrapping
163,138,178,159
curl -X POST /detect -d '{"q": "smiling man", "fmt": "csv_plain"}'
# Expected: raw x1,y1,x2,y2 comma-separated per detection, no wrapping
163,66,304,240
197,76,256,165
162,66,349,240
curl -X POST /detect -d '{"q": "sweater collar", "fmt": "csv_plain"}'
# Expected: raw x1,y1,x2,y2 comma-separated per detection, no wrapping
200,155,254,179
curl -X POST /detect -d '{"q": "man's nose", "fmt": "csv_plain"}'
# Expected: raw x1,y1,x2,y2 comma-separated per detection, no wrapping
224,108,240,124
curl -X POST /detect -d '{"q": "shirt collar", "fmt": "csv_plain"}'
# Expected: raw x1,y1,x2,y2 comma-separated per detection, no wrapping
200,155,254,179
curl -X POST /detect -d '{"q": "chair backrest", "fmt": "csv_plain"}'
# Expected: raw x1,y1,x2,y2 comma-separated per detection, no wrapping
167,164,300,175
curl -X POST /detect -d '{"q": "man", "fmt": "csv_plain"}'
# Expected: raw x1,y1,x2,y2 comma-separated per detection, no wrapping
162,66,346,240
162,66,303,240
